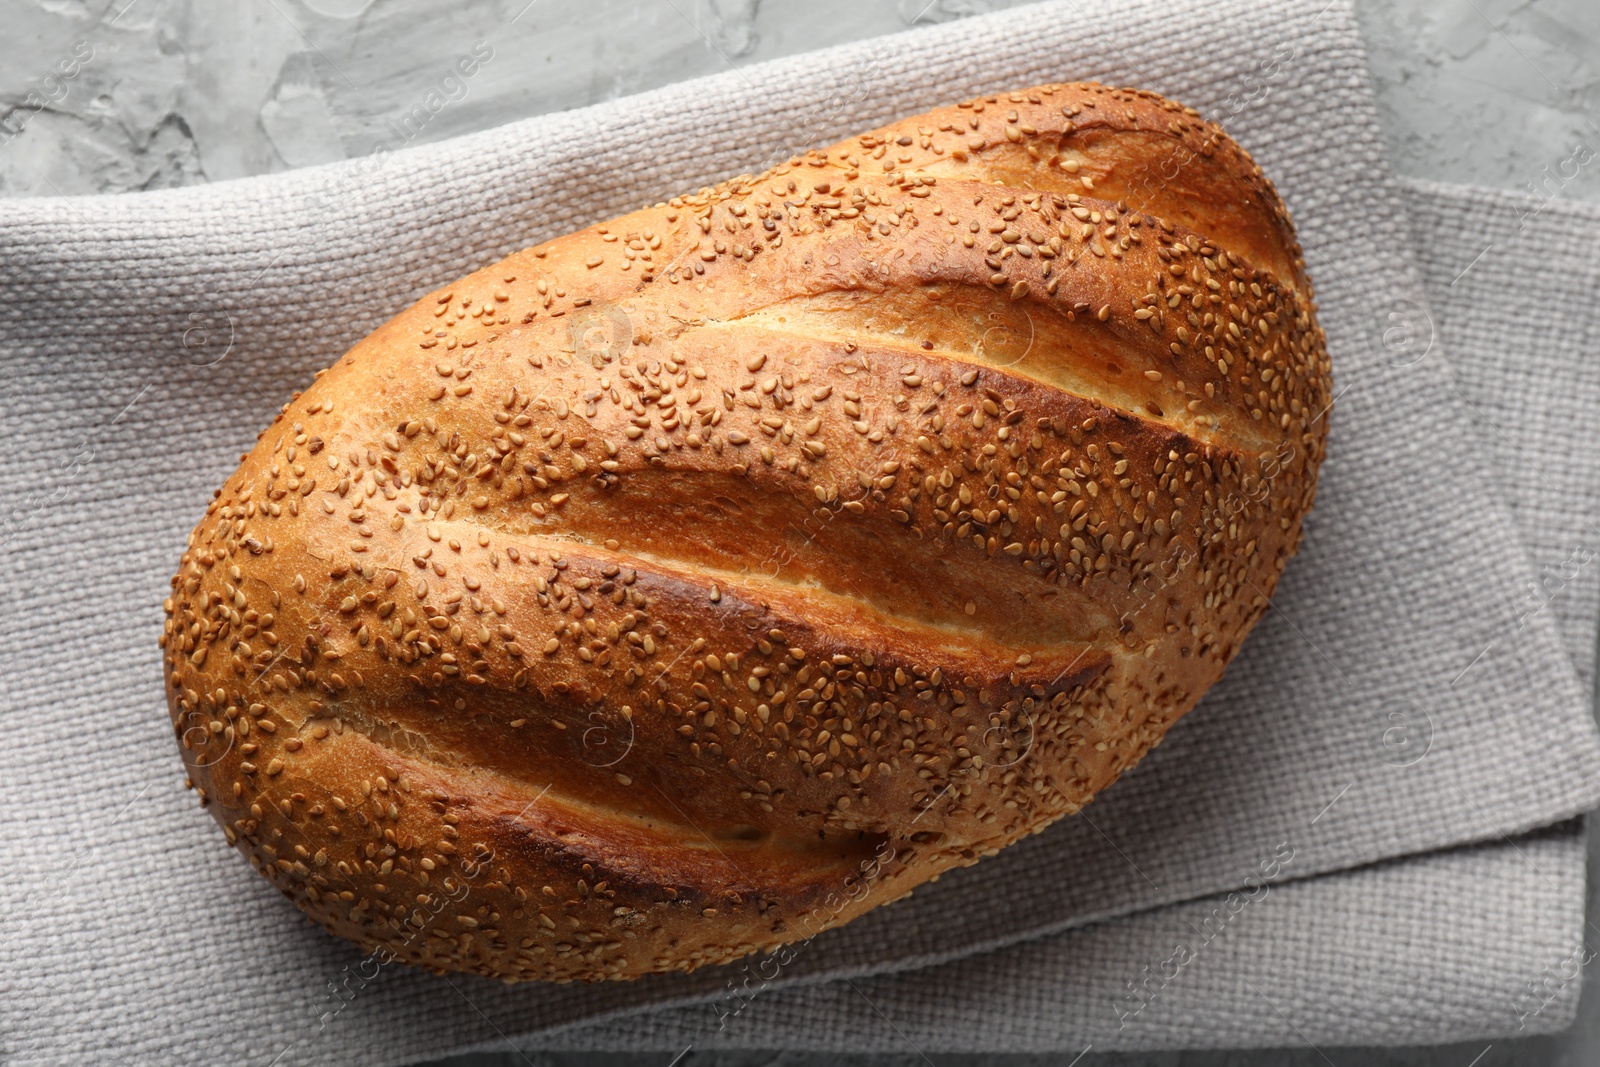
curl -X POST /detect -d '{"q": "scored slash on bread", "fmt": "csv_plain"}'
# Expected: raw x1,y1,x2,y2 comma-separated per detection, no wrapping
163,81,1330,982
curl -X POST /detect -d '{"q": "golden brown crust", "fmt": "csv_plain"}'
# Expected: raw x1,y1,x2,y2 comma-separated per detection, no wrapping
163,81,1330,981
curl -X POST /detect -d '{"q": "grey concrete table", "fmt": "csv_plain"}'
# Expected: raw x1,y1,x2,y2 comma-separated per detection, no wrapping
4,0,1597,1063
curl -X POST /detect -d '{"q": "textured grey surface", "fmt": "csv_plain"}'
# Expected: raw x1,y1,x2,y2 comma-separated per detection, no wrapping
1359,0,1600,202
3,1,1599,1066
3,0,1599,205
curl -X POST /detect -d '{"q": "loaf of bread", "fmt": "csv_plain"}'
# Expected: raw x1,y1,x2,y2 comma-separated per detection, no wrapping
164,81,1329,982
